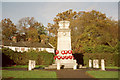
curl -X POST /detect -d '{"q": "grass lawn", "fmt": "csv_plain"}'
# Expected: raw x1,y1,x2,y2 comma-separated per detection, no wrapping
105,66,120,69
2,70,57,78
87,71,119,78
2,65,46,69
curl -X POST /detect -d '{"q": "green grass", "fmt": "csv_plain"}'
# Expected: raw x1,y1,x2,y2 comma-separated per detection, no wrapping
106,66,120,69
2,65,47,69
87,71,119,78
2,65,28,69
2,70,57,78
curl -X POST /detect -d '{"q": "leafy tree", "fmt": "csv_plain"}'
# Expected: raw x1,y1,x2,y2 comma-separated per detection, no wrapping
33,22,47,35
48,36,57,49
18,17,35,34
17,17,47,42
2,18,17,40
27,27,39,42
40,34,48,43
48,9,118,53
47,9,78,36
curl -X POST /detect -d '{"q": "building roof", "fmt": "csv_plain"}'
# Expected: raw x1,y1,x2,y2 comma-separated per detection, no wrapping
2,40,53,48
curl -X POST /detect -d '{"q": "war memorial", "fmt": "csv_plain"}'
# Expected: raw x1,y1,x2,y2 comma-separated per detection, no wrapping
54,21,77,70
44,20,105,70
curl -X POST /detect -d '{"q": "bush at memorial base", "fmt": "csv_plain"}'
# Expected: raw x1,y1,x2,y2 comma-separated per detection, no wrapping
83,53,119,67
2,48,54,66
38,51,54,65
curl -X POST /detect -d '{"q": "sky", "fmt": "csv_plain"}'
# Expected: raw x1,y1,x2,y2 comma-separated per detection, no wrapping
1,0,119,27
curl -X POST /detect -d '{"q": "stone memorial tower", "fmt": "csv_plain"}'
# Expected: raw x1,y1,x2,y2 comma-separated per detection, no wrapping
57,21,71,52
55,20,77,70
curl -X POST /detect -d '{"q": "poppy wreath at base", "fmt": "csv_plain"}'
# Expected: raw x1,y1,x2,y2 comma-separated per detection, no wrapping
56,50,59,54
54,56,74,60
55,50,73,55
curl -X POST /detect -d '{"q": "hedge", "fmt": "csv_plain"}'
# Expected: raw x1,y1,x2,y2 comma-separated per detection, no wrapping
2,48,54,66
2,48,119,67
83,53,119,67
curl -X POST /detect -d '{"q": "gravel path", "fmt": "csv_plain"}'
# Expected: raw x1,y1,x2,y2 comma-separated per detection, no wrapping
45,69,98,79
55,69,92,78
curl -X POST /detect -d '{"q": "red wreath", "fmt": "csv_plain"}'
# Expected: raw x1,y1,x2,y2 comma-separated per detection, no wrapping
54,55,74,60
61,50,65,55
67,50,73,54
56,50,59,54
54,56,57,60
65,56,69,59
72,56,74,59
69,56,73,59
64,50,67,54
57,56,62,60
61,56,66,59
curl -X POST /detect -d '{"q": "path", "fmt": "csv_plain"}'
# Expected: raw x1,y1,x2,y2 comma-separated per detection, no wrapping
56,69,90,78
46,69,97,80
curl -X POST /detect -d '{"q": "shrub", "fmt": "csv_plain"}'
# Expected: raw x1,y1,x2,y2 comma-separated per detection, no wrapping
2,48,54,66
83,46,94,53
38,51,54,65
83,53,119,67
94,45,115,53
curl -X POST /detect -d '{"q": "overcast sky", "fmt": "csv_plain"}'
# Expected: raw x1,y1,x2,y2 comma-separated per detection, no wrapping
1,0,119,27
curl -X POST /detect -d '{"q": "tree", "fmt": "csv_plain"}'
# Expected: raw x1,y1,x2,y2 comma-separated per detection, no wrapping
47,9,78,36
33,22,47,42
2,18,17,40
40,34,48,43
18,17,35,34
27,27,39,42
33,22,47,35
48,36,57,49
17,17,47,42
48,9,118,53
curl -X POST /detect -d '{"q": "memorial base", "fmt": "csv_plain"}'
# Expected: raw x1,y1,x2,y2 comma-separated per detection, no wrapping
45,59,77,70
55,59,77,70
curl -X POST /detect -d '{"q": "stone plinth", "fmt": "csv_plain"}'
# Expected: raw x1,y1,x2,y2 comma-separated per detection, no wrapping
101,59,105,70
89,59,92,68
28,60,35,71
93,59,99,68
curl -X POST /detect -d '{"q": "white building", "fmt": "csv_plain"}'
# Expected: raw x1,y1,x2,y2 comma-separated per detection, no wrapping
1,41,55,53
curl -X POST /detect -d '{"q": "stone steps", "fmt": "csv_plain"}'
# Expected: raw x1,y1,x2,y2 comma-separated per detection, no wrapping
45,64,57,69
45,59,78,69
62,63,77,68
79,65,87,68
45,63,77,69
